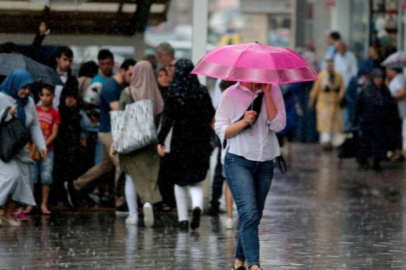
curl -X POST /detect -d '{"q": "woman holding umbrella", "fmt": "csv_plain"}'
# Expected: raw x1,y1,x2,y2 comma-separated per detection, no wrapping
193,43,316,270
0,70,46,226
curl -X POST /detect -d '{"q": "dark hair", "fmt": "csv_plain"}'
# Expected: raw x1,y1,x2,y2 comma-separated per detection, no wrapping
120,59,136,71
56,46,74,59
40,84,55,95
98,49,114,61
392,67,403,74
2,42,18,53
158,68,168,75
79,61,99,78
220,80,237,91
329,31,341,41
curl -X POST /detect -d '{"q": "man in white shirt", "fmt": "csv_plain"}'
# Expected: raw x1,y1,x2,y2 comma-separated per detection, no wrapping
334,41,358,87
387,67,406,161
334,41,358,131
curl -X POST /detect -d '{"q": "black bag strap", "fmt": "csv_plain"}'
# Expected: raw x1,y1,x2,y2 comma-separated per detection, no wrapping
0,107,11,125
223,93,264,149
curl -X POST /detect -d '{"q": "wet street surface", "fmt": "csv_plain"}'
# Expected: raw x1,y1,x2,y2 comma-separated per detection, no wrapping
2,143,406,270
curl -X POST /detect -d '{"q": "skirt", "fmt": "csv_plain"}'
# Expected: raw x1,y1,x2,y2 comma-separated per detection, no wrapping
0,156,36,206
119,144,162,204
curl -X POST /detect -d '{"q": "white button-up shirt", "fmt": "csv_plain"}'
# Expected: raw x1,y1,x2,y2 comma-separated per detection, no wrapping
215,83,286,162
333,51,358,87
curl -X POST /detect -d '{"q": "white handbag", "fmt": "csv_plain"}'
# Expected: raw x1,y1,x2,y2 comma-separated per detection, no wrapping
111,99,157,154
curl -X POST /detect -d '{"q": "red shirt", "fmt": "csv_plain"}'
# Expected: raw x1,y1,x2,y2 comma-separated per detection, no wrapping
36,106,61,150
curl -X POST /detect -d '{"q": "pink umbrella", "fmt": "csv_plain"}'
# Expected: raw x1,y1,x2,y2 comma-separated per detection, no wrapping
191,42,318,84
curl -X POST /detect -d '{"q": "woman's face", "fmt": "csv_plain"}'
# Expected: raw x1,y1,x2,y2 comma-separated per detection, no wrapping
18,86,31,98
373,76,384,87
157,71,170,87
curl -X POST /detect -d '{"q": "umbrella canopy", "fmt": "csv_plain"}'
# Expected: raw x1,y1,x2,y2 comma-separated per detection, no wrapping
0,53,63,86
191,43,318,84
381,51,406,68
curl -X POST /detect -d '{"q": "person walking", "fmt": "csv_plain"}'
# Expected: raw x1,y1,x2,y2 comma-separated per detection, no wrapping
355,69,397,171
64,59,135,211
157,59,215,230
215,81,286,270
0,70,47,226
112,61,163,227
65,60,135,212
309,60,346,150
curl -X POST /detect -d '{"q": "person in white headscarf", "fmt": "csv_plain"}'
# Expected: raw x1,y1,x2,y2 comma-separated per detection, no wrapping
113,61,164,227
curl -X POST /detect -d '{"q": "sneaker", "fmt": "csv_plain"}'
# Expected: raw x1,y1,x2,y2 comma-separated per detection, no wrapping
116,203,129,216
225,218,234,230
13,209,28,222
64,181,79,208
88,190,100,205
190,207,201,230
125,214,139,225
143,202,154,227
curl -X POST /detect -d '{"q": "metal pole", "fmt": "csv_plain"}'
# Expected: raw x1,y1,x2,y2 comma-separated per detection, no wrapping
192,0,208,85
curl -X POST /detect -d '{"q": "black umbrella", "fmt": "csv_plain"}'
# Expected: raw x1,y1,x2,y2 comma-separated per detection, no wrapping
0,53,63,86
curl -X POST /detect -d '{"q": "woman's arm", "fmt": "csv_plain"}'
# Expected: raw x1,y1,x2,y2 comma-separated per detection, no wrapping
264,85,286,132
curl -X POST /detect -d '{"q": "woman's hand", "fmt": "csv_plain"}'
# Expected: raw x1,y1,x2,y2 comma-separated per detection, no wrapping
110,144,117,156
242,111,257,126
9,105,17,117
157,144,166,157
40,149,47,160
263,84,273,96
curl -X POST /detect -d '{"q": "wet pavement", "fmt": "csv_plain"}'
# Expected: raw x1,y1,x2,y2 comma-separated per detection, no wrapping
2,143,406,270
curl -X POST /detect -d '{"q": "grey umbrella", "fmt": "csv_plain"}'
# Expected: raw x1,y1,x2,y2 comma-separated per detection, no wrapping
0,53,63,86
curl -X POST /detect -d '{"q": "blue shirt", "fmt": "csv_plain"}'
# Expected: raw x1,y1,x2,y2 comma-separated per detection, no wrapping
91,74,109,86
99,78,124,132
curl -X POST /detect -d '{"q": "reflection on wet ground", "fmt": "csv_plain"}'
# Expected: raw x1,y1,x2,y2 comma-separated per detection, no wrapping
2,144,406,270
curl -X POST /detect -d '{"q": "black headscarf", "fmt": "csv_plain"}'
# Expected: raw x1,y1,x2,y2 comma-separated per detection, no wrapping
168,59,202,107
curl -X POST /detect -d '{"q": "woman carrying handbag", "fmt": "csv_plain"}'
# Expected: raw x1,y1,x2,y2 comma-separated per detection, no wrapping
0,70,46,226
110,61,164,227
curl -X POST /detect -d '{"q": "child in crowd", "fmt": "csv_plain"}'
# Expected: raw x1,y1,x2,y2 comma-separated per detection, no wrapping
27,85,60,214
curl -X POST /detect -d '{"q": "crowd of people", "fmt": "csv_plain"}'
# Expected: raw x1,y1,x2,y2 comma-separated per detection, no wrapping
2,24,406,270
0,35,222,231
280,31,405,171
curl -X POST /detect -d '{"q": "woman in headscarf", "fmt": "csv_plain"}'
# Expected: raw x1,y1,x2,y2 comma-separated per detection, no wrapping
309,59,346,151
0,70,46,226
115,61,164,227
157,59,215,230
355,68,397,171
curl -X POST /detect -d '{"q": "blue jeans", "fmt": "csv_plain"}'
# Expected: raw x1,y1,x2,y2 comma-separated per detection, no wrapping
224,153,274,267
33,150,54,185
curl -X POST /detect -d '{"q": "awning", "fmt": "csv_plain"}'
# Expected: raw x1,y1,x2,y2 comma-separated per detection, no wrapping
0,0,170,35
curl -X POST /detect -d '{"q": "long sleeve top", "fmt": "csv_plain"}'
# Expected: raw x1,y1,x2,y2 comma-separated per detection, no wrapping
0,92,46,162
215,83,286,162
334,51,358,87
